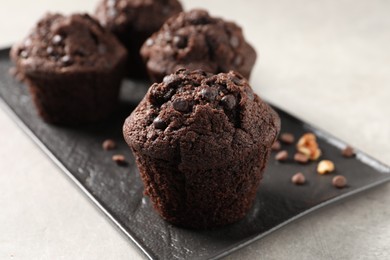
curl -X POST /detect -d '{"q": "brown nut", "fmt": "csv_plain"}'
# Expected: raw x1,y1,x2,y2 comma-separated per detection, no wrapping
275,150,288,161
332,175,347,188
342,146,355,158
317,160,335,174
296,133,322,161
294,153,309,164
291,172,306,185
280,133,295,144
271,140,281,151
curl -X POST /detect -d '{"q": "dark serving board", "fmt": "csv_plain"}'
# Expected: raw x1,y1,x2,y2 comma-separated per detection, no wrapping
1,48,390,260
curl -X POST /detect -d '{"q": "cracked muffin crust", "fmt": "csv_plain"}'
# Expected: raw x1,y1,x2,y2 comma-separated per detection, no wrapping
10,13,127,124
95,0,183,78
140,9,257,82
123,69,280,228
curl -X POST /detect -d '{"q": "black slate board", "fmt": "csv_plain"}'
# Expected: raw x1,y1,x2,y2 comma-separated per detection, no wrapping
1,48,390,260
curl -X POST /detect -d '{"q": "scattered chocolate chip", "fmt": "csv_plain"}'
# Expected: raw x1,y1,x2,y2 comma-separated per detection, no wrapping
173,35,187,49
172,98,189,112
275,150,288,161
112,154,127,166
102,139,116,150
230,35,240,48
332,175,347,188
60,55,73,66
271,140,281,151
342,146,355,158
280,133,295,144
292,172,306,185
200,87,218,101
294,153,309,164
153,117,167,129
220,94,236,110
52,34,63,45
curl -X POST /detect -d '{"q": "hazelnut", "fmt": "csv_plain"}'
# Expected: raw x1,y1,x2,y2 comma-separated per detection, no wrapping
317,160,335,175
297,133,322,161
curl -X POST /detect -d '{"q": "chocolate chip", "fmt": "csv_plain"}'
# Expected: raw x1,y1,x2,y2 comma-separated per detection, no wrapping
342,146,355,158
60,55,73,66
292,172,306,185
220,94,236,110
271,140,281,151
294,153,309,164
232,76,244,86
24,39,32,47
98,44,107,54
234,55,243,66
52,34,62,45
145,38,154,47
153,117,167,129
46,46,54,55
163,74,177,85
230,35,240,48
173,35,187,49
112,154,127,166
19,50,28,59
275,150,288,161
245,88,254,101
102,139,116,150
332,175,347,188
200,87,218,101
280,133,295,144
172,98,189,112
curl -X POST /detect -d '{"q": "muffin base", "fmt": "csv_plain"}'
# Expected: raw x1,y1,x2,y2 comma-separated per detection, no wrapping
24,66,124,125
133,148,270,229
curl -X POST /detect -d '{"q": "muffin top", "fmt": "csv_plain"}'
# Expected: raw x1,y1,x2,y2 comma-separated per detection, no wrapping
140,9,257,82
95,0,183,34
10,13,127,76
123,69,280,165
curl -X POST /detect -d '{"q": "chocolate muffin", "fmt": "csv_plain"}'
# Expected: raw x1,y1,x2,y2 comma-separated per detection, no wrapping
140,9,257,83
123,69,280,229
95,0,183,78
10,13,127,124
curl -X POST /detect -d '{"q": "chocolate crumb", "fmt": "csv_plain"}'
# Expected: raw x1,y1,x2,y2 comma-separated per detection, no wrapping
271,140,281,151
102,139,116,150
294,153,309,164
342,146,355,158
275,150,288,161
332,175,347,188
292,172,306,185
280,133,295,144
112,154,127,166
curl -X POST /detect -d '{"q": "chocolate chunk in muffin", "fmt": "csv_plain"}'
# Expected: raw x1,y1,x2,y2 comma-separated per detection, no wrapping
10,13,127,124
123,69,280,229
95,0,183,78
140,9,257,82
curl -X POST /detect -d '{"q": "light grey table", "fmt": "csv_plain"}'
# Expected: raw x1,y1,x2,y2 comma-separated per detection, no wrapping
1,0,389,259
